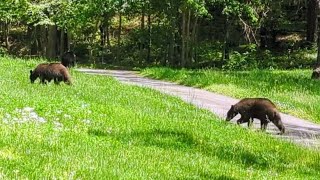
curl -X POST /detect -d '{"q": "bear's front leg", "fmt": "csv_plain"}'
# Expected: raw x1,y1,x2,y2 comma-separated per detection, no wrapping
236,114,250,125
247,118,254,128
40,77,47,85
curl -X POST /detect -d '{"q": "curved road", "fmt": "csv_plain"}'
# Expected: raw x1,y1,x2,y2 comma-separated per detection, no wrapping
78,68,320,148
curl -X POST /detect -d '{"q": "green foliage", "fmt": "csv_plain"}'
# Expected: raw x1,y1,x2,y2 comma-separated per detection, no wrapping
0,0,313,69
0,0,28,22
193,42,316,70
0,47,8,56
0,56,320,179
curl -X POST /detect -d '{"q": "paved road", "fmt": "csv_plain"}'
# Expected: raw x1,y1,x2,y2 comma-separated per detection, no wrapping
77,68,320,148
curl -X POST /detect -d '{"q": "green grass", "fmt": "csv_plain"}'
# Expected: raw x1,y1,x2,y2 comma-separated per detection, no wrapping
141,67,320,124
0,57,319,179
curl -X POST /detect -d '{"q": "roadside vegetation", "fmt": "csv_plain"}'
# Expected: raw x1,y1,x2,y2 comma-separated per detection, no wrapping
141,67,320,124
0,56,319,179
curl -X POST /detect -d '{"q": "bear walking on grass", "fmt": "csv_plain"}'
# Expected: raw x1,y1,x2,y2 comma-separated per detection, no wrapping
311,67,320,79
226,98,285,134
61,51,76,68
30,63,72,85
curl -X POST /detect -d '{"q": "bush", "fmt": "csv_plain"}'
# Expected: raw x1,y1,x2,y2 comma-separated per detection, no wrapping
0,46,8,56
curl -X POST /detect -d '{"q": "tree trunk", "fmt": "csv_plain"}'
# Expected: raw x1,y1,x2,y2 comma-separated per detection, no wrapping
116,8,122,62
190,16,198,63
65,30,70,51
106,20,111,47
99,24,106,47
46,25,58,59
307,0,320,43
99,20,107,63
147,10,151,63
222,16,230,61
4,20,10,50
260,26,267,49
27,25,38,55
139,5,146,65
60,28,66,57
181,9,186,67
40,25,47,57
316,15,320,64
185,9,191,67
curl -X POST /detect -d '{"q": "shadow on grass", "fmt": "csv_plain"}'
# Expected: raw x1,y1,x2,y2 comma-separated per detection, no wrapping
88,128,283,171
88,129,197,150
88,129,110,137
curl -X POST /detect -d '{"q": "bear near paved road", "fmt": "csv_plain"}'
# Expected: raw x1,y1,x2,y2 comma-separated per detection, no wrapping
30,63,72,85
226,98,285,134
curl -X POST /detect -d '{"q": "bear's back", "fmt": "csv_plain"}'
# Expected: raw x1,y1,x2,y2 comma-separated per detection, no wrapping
236,98,277,113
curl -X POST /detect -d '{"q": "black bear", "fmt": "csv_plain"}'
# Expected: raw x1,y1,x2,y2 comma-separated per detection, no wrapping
61,51,76,68
226,98,285,134
311,67,320,79
30,63,72,85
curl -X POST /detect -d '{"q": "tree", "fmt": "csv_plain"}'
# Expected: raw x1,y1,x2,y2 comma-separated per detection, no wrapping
307,0,320,44
0,0,28,50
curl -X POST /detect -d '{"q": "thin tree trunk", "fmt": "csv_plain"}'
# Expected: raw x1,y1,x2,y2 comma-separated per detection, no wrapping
181,9,186,67
185,9,191,67
106,20,111,47
60,28,65,57
190,16,198,63
168,8,176,66
65,30,70,51
307,0,320,43
46,25,57,59
316,15,320,64
4,20,10,50
40,25,47,57
34,26,41,55
140,5,145,64
99,25,105,47
147,12,151,63
222,17,230,61
99,20,107,63
116,10,122,61
27,25,35,55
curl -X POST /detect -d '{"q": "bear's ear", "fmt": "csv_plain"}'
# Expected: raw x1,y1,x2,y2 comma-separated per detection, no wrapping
30,70,33,74
231,105,237,111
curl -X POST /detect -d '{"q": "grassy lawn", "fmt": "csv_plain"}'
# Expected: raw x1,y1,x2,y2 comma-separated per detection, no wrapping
141,67,320,124
0,57,319,179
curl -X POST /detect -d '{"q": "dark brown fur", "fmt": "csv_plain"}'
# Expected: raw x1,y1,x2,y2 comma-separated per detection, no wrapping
30,63,72,85
311,67,320,79
226,98,285,134
61,51,76,68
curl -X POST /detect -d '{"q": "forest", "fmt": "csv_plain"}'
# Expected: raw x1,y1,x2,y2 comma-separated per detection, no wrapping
1,0,319,69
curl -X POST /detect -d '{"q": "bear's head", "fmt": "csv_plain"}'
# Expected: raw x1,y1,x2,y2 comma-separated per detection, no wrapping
226,105,238,121
29,70,37,83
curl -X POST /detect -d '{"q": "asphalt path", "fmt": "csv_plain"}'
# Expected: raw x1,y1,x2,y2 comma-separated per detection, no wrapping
77,68,320,148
